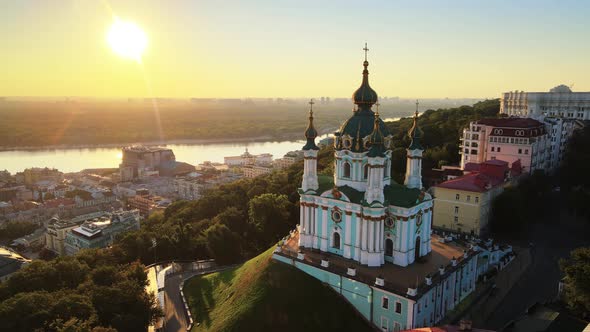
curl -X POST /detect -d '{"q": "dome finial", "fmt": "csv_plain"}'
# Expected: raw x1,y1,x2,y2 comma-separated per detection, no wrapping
363,42,369,62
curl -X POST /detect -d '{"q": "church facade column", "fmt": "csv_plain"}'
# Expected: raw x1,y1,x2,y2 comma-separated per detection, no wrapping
321,206,328,251
344,211,352,259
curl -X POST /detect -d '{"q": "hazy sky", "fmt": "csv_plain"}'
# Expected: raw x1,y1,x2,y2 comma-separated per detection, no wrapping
1,0,588,99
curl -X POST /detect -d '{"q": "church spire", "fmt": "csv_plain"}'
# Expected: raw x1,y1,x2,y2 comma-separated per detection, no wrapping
408,100,423,150
303,99,319,151
368,102,385,157
352,43,378,110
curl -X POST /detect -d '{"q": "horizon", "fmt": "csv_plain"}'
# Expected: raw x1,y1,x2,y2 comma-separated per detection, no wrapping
1,1,589,99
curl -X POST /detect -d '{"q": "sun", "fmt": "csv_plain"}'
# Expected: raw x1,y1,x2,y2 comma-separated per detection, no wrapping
107,18,147,62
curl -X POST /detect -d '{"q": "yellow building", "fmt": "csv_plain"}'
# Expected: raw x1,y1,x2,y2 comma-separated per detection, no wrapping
432,160,511,236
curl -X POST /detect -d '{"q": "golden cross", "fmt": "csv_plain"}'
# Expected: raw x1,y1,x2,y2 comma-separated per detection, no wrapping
363,43,369,61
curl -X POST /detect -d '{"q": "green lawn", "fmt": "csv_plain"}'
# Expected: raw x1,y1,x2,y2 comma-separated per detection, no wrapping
184,247,373,332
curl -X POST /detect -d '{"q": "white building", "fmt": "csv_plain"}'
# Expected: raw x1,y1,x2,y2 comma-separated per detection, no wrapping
174,175,207,200
501,85,590,119
224,148,273,166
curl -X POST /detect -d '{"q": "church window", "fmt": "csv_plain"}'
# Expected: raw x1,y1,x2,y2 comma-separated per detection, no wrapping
332,232,341,249
331,207,342,223
454,206,459,214
363,164,369,179
395,302,402,314
417,303,421,313
343,162,351,178
385,214,395,228
455,194,460,200
382,296,389,309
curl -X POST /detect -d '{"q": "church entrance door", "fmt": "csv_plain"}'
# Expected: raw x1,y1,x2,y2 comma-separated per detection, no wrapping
385,238,393,257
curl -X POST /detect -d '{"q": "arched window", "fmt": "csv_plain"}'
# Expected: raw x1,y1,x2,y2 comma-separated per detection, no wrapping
332,232,341,249
385,238,393,257
363,164,369,179
415,236,421,261
343,162,351,178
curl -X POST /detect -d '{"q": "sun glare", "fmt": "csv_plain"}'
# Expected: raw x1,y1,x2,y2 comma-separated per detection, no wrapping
107,18,147,62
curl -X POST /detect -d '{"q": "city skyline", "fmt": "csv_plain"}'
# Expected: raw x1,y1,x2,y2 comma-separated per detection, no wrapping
1,0,589,99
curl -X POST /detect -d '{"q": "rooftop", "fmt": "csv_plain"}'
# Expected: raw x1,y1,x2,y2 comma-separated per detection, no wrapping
475,118,544,128
435,172,504,193
315,175,423,208
279,231,474,298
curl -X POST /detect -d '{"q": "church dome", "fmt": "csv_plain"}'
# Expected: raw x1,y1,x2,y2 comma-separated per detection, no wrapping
352,60,378,107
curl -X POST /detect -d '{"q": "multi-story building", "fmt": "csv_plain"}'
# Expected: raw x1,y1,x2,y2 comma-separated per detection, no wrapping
119,146,176,181
273,55,513,331
21,167,64,187
459,118,549,173
273,151,303,169
45,211,107,256
128,193,170,217
500,85,590,119
174,175,207,201
432,160,516,236
64,210,140,255
241,165,273,178
224,148,272,166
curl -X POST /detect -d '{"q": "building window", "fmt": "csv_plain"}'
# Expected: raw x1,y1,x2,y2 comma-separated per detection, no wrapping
381,317,389,331
454,216,459,223
332,232,340,249
395,301,402,314
455,194,460,200
454,206,459,214
475,197,479,203
382,296,389,309
343,162,351,178
466,195,470,202
518,149,522,154
497,147,501,152
525,149,529,154
364,164,369,180
394,322,401,332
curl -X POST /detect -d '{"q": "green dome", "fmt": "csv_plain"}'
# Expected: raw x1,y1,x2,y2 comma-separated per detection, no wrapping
336,110,390,153
302,108,319,151
352,60,378,107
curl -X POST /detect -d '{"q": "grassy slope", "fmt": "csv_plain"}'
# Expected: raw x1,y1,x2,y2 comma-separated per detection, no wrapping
184,247,373,332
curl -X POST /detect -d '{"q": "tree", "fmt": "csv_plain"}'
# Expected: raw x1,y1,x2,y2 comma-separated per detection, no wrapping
248,193,293,245
204,223,242,264
560,247,590,318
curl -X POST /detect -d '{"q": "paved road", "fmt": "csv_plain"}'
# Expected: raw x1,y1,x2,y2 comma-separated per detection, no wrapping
483,211,590,330
163,266,237,332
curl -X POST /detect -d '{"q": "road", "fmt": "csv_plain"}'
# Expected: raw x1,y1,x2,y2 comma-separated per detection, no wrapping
163,266,236,332
482,211,590,330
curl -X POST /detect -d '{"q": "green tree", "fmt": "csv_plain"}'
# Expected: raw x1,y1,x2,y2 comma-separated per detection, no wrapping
248,193,293,245
560,247,590,318
204,223,242,264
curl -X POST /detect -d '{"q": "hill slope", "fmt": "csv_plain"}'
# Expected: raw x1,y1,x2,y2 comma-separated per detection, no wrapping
184,247,373,332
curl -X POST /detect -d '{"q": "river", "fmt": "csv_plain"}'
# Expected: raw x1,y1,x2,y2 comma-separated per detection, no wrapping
0,136,335,174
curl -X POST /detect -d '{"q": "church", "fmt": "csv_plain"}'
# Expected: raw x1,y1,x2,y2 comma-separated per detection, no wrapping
273,47,514,331
298,49,433,268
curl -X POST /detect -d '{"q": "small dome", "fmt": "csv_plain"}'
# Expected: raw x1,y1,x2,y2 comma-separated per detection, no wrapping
337,112,390,153
550,85,572,93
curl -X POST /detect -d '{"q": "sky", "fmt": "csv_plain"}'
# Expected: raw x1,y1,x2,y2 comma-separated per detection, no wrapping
0,0,589,99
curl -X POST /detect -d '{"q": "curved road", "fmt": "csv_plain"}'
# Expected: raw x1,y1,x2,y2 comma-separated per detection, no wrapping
163,266,237,332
